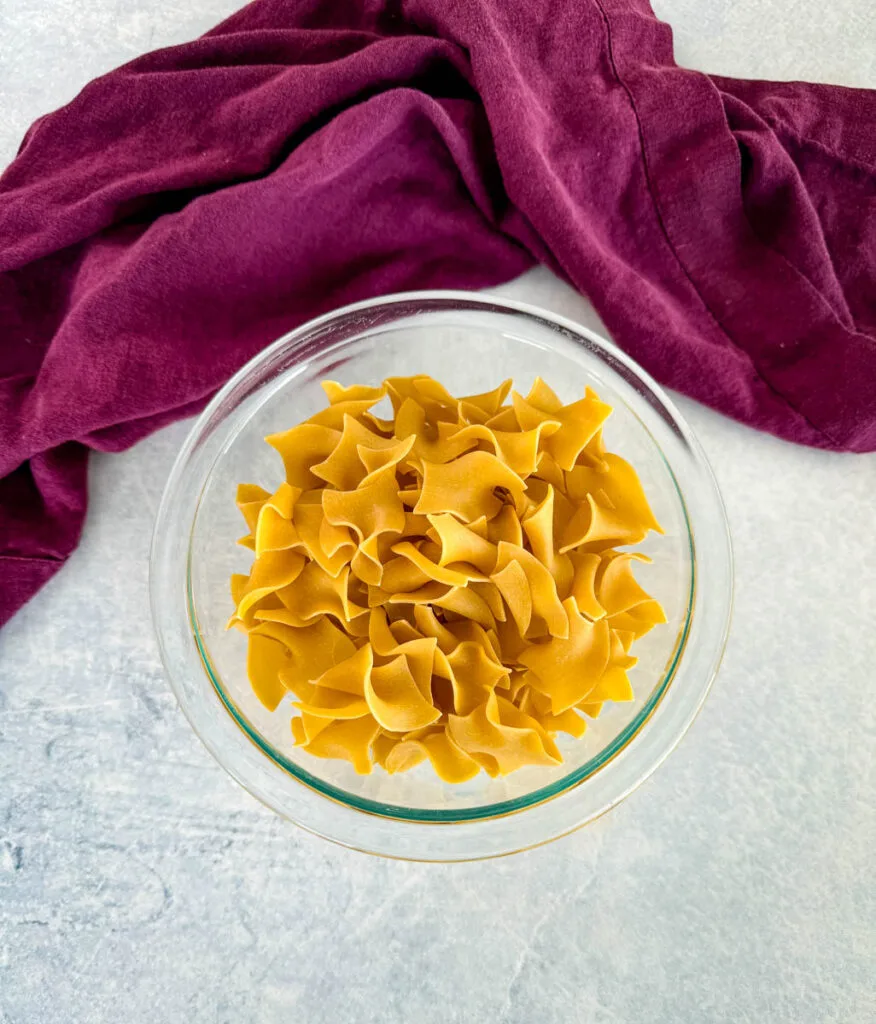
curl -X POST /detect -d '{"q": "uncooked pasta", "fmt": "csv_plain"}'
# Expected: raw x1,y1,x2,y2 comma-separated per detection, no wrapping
228,376,665,780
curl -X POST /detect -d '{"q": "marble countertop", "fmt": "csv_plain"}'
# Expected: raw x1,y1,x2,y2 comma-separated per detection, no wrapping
1,2,874,1022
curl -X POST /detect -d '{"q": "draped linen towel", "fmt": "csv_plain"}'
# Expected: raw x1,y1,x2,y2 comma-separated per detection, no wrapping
1,0,874,625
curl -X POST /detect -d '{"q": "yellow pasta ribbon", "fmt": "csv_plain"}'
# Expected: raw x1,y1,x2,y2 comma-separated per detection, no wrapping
230,375,665,779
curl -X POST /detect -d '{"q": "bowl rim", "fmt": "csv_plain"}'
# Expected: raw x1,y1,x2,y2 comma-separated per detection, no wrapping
150,289,733,860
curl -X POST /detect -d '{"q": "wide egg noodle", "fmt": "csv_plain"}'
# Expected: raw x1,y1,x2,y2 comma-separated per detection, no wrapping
229,376,665,778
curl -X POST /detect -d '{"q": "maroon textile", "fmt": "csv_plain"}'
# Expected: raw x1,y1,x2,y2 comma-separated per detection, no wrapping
1,0,875,626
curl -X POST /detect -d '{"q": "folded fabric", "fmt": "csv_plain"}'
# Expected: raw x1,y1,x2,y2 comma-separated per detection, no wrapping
1,0,874,627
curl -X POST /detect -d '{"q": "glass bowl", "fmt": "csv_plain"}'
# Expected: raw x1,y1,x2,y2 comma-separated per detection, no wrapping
150,292,732,861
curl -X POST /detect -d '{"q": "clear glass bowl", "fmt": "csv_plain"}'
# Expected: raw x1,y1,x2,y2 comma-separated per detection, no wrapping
150,292,732,861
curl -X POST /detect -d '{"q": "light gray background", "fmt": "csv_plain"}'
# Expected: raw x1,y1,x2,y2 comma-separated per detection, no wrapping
1,2,874,1022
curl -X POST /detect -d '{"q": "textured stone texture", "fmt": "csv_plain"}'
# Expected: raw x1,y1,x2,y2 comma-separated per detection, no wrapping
1,3,874,1023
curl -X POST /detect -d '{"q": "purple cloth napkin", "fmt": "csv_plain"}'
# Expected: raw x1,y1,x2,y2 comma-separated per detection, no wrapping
1,0,875,627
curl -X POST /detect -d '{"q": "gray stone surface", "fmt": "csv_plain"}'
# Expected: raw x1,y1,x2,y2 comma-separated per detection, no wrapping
1,3,874,1023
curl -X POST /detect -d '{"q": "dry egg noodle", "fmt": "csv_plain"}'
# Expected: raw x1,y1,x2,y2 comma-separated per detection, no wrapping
228,376,666,782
